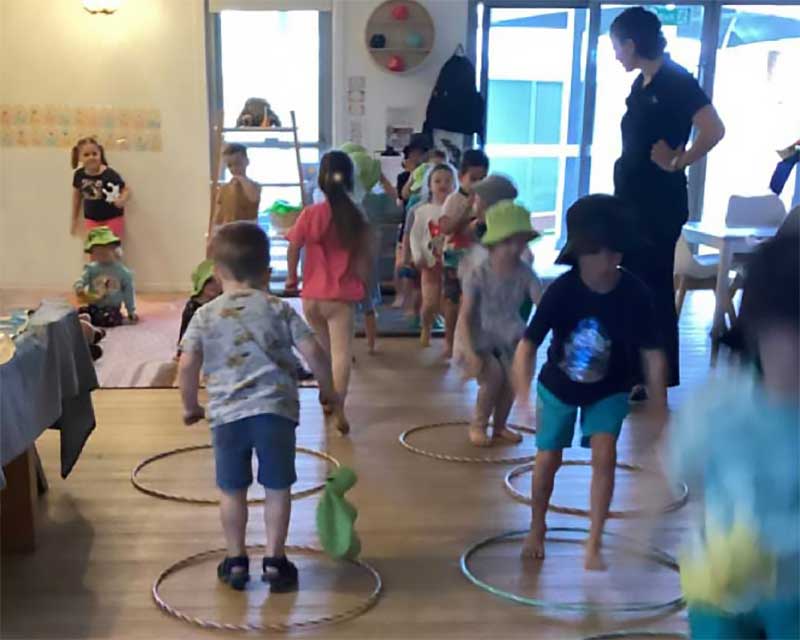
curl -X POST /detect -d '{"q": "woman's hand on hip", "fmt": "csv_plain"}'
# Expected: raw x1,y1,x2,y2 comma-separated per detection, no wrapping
651,140,683,172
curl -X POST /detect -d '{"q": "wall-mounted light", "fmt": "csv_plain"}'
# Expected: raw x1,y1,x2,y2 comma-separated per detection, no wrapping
83,0,121,15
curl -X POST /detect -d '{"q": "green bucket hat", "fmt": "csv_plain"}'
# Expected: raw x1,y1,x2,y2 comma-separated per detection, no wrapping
191,259,215,297
316,466,361,560
84,226,121,252
409,162,430,193
340,142,367,155
349,150,381,193
481,200,540,246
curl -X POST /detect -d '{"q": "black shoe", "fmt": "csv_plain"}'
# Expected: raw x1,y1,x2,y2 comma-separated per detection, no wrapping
629,385,648,404
217,555,250,591
262,556,298,593
89,344,103,361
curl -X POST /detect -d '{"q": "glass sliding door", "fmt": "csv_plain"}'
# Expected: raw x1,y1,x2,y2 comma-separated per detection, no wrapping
703,4,800,221
481,6,589,248
590,4,705,195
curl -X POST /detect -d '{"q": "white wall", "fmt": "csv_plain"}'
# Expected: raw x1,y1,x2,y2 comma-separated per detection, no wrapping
332,0,469,150
0,0,209,292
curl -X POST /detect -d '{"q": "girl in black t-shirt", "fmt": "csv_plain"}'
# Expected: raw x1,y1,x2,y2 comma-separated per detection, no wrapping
71,136,131,240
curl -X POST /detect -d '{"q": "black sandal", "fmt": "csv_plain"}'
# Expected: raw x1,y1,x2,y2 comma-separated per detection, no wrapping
262,556,298,593
217,555,250,591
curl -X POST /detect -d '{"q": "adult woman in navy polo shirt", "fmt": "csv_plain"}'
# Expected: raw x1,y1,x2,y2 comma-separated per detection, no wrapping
610,7,725,388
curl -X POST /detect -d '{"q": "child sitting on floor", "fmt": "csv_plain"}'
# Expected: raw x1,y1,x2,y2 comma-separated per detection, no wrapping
176,259,222,358
409,162,457,346
74,226,137,327
457,201,542,447
512,194,667,571
179,221,340,593
438,149,489,358
665,234,798,640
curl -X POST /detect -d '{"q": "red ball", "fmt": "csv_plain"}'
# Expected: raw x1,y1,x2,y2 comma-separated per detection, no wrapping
387,55,406,72
391,4,410,20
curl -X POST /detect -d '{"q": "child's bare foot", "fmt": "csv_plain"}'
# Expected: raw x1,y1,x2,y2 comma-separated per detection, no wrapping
521,521,546,559
493,426,523,444
584,542,607,571
468,425,492,447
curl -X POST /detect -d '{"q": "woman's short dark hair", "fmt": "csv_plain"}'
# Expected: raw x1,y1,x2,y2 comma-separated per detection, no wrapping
610,6,667,60
211,221,270,285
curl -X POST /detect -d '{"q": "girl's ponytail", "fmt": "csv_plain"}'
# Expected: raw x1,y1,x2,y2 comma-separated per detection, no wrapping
318,151,368,255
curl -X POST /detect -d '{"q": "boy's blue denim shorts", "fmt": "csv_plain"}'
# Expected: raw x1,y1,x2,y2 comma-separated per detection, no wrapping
211,413,297,492
536,383,629,450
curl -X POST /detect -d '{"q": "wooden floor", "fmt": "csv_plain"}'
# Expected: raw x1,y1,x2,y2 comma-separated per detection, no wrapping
1,292,720,640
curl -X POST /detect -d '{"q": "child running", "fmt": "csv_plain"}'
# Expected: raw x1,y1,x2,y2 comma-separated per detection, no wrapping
512,194,666,570
438,149,489,358
409,162,457,347
457,201,542,447
179,221,340,593
665,234,798,639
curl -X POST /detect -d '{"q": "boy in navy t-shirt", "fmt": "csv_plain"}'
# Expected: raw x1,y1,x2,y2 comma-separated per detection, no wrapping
512,194,667,571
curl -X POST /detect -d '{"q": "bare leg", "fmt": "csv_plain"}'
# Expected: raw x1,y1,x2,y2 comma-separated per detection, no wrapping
263,488,291,558
585,433,616,571
325,301,355,401
364,311,377,354
522,450,562,559
220,489,248,571
492,363,521,443
471,355,496,447
302,299,331,355
420,269,440,347
443,298,458,359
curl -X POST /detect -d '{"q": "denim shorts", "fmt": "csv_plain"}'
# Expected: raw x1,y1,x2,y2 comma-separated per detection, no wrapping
211,413,297,491
536,383,629,450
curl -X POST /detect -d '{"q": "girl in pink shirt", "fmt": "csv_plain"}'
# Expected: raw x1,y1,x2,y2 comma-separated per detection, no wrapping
285,151,370,434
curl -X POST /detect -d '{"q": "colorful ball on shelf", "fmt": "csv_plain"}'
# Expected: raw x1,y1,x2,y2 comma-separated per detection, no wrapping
387,55,406,72
405,32,424,49
391,4,410,20
369,33,386,49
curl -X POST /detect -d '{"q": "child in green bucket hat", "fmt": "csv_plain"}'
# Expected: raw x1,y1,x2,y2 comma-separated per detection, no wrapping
74,226,137,327
176,259,222,359
454,201,543,447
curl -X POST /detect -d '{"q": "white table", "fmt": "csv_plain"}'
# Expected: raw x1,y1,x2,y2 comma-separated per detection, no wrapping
682,222,778,337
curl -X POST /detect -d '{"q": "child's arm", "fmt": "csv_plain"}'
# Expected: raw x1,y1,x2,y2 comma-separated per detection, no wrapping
178,350,205,425
295,335,338,407
379,173,397,201
71,188,82,235
512,339,537,408
121,267,138,321
285,242,301,291
528,272,544,306
114,185,131,208
236,176,261,204
456,292,483,378
402,179,413,201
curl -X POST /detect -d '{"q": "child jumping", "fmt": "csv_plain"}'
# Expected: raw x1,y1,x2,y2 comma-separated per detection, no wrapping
285,150,371,434
512,194,666,570
71,137,130,239
439,149,489,357
409,163,456,347
179,221,340,593
666,234,798,639
74,226,137,327
457,201,542,447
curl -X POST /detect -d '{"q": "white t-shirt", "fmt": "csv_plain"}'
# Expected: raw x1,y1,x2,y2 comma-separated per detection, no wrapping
409,202,445,268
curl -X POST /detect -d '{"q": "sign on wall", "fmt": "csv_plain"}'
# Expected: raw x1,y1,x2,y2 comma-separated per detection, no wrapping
0,105,162,151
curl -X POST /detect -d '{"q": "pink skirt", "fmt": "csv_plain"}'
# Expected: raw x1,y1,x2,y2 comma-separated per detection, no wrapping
85,216,125,239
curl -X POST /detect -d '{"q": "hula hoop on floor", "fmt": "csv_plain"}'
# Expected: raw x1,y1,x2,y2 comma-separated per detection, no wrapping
152,544,382,633
398,421,537,464
460,527,684,614
131,445,340,504
582,632,688,640
503,461,689,518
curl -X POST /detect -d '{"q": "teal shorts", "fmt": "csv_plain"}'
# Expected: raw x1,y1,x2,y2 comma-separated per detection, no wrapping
536,383,629,450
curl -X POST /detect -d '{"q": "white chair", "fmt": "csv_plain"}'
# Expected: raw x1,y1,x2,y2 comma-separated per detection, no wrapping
725,194,787,228
674,236,737,322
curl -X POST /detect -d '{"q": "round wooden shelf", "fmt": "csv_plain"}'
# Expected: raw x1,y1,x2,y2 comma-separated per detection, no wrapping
365,1,435,75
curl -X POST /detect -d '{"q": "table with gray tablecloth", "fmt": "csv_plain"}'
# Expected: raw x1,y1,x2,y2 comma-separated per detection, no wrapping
0,301,98,486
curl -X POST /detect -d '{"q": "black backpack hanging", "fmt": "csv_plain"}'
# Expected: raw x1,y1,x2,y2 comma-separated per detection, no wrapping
422,46,485,144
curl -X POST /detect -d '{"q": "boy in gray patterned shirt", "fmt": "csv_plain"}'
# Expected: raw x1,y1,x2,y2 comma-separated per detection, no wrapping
179,222,340,593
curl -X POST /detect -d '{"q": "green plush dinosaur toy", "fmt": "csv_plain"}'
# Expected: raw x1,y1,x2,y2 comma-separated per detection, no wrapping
316,466,361,560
